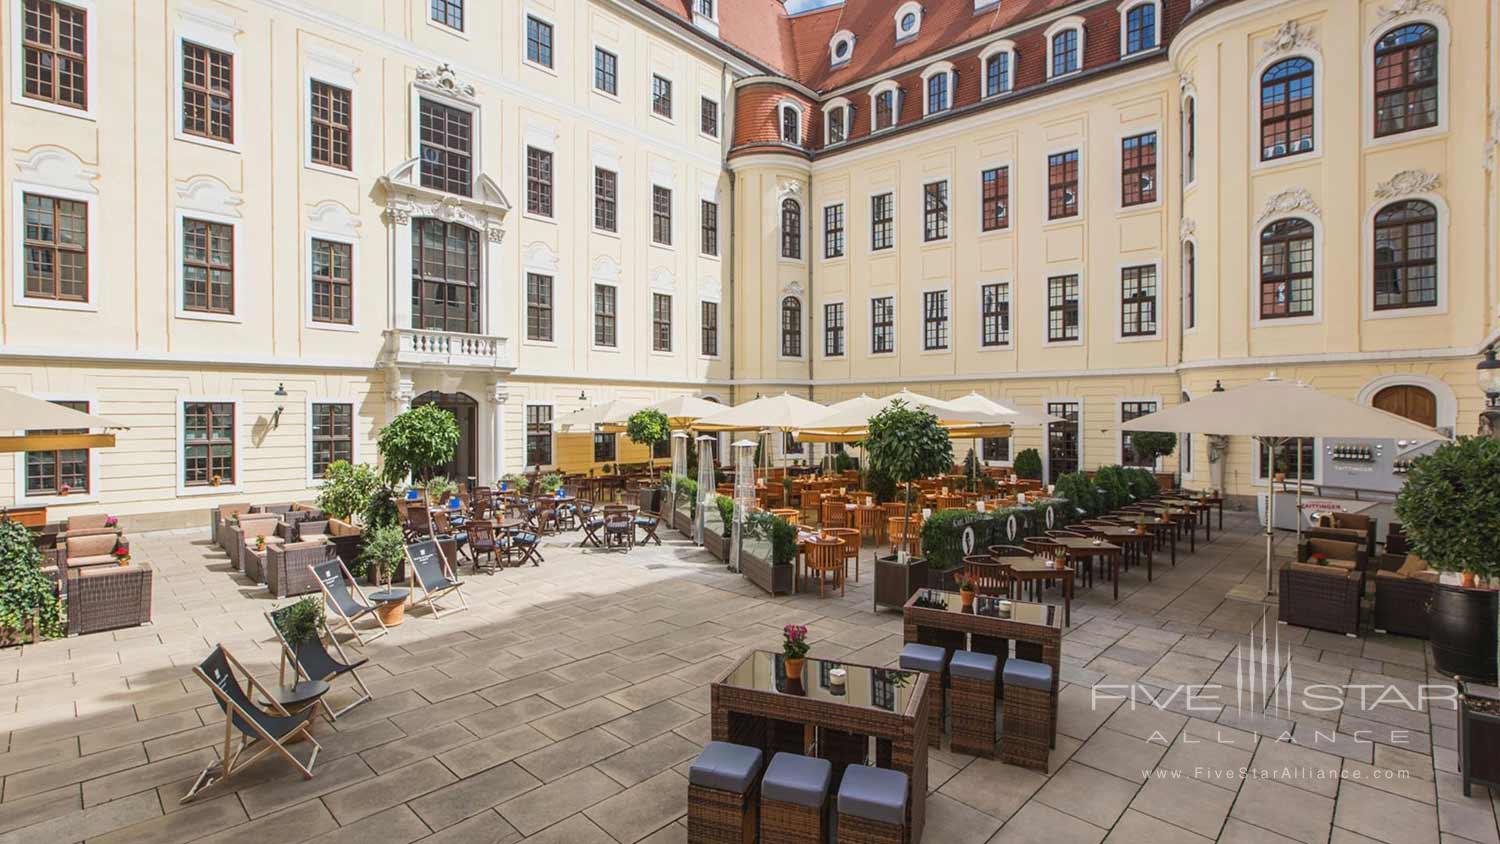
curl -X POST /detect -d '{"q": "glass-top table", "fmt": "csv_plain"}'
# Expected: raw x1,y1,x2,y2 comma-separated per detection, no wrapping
718,650,918,713
907,588,1062,628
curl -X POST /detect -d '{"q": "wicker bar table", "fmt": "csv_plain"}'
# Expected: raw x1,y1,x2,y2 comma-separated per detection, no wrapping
710,651,930,844
902,590,1062,750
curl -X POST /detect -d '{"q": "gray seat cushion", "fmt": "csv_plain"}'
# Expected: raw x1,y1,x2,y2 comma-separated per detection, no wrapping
689,741,763,794
949,650,999,682
898,642,947,674
762,753,831,809
1003,658,1053,690
837,765,908,826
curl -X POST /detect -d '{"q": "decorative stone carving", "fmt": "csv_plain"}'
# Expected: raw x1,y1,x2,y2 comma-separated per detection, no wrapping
1373,169,1441,199
175,175,244,217
1179,217,1197,241
389,376,416,405
650,267,676,294
1178,71,1194,93
778,180,804,199
1261,20,1318,57
523,241,558,272
488,381,509,405
1375,0,1446,31
700,275,723,303
308,200,361,236
414,63,477,102
592,255,621,284
376,158,509,244
15,145,99,194
1257,188,1320,223
782,280,805,298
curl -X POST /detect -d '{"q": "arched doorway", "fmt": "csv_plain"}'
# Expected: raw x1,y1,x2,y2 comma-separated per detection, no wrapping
412,391,478,483
1372,384,1437,427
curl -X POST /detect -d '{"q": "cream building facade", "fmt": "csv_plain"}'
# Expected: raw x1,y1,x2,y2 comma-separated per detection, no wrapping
2,0,1498,524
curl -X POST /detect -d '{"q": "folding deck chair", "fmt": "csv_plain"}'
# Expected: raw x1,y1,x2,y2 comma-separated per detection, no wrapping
309,559,389,645
265,607,373,720
182,645,321,803
406,539,468,617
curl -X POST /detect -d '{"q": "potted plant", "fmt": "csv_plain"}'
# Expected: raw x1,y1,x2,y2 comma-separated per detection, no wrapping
112,545,131,566
782,624,809,681
358,523,407,623
210,475,222,487
742,511,796,595
626,409,670,481
1013,448,1043,481
865,400,953,611
963,448,981,493
0,519,65,646
254,535,267,552
704,494,734,560
58,483,71,497
956,573,976,609
1395,437,1500,682
272,596,324,651
425,475,459,508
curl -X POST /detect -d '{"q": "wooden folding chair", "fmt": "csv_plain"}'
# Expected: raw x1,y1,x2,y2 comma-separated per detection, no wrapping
406,538,468,618
265,608,373,721
633,512,662,546
468,519,501,572
309,559,388,645
182,645,321,804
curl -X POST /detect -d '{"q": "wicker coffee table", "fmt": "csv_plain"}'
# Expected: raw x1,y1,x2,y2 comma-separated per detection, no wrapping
711,651,930,844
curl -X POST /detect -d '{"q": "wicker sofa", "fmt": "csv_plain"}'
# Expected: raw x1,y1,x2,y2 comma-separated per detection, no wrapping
1278,538,1367,636
66,562,152,635
226,515,284,573
1373,553,1438,638
1305,512,1377,559
266,540,338,597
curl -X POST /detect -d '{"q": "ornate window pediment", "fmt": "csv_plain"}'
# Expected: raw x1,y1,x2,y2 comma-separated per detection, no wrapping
377,157,509,242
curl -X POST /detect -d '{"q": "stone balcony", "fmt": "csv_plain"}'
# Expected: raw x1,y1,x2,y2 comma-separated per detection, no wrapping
381,327,514,371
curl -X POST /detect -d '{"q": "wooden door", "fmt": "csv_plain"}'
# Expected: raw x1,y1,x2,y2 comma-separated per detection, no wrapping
1372,385,1437,427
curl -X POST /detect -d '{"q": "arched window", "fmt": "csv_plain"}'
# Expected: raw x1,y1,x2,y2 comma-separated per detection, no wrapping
781,296,802,357
1051,28,1080,77
872,86,898,131
1259,218,1315,319
1182,240,1196,329
1374,23,1438,137
1260,57,1315,160
1182,94,1196,185
1123,2,1156,54
921,64,954,116
984,50,1012,96
780,103,801,145
824,103,848,145
781,199,802,260
412,218,481,333
1373,199,1438,310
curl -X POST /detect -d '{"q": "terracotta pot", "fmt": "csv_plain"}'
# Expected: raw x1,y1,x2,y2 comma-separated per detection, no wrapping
1463,571,1478,589
785,657,804,682
960,588,975,609
374,600,406,627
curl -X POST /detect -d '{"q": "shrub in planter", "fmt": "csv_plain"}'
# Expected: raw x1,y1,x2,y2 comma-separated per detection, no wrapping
1013,448,1043,481
272,596,324,648
625,409,670,478
1124,467,1159,501
1093,465,1133,511
715,495,735,532
316,461,381,524
358,523,406,590
920,509,979,572
425,475,459,507
747,511,796,566
1054,471,1103,518
537,472,564,495
0,519,64,645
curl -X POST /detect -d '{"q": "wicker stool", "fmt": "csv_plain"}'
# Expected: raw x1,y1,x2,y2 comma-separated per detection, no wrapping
1000,659,1054,772
760,752,831,844
688,741,764,844
949,650,999,758
836,765,909,844
898,642,947,748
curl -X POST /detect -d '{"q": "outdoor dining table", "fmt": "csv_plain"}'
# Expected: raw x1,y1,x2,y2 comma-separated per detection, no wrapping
1160,497,1215,542
1048,536,1126,599
1082,524,1155,582
1118,513,1177,568
711,650,930,844
794,531,843,594
903,590,1061,749
1000,556,1075,627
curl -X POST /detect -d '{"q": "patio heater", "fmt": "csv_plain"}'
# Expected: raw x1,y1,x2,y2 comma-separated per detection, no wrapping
695,435,716,545
670,431,689,503
730,439,756,573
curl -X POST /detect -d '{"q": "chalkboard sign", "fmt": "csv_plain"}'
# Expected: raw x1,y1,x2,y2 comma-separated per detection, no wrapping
406,539,443,579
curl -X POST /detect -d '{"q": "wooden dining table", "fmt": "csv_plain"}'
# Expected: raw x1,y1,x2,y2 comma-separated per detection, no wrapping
1117,513,1177,568
1049,536,1125,599
1162,497,1216,542
1081,524,1155,582
1000,556,1075,627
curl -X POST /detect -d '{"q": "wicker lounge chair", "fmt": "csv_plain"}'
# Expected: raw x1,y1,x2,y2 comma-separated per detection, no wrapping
66,561,152,635
1278,560,1362,636
1373,554,1437,638
266,540,338,598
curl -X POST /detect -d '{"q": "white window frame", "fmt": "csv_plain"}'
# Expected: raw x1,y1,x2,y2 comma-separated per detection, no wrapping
1044,16,1086,80
894,1,923,41
303,51,359,178
524,402,557,470
522,141,557,224
306,397,359,487
408,86,482,196
650,182,674,250
650,291,675,358
977,277,1013,351
822,298,848,359
869,293,897,357
867,188,898,254
305,227,360,333
8,0,98,121
1362,192,1449,321
10,176,99,313
699,95,720,141
1044,266,1085,347
12,392,102,506
822,200,847,261
176,395,242,497
649,71,675,125
1251,212,1324,328
921,178,951,243
829,29,856,67
1115,258,1163,342
1041,397,1083,483
174,207,244,324
778,100,804,145
869,80,901,133
522,244,561,349
590,281,621,353
591,43,620,101
522,8,558,76
779,196,804,263
1116,396,1165,468
822,97,852,146
1181,236,1199,335
1251,49,1322,172
777,293,806,361
698,296,722,360
1362,14,1450,148
1117,0,1161,56
427,0,468,36
979,40,1016,98
1117,124,1162,213
173,10,240,153
919,61,956,117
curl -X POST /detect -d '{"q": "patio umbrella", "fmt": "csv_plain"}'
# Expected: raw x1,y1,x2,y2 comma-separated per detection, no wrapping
943,392,1060,427
1121,374,1449,594
0,390,126,453
794,391,1016,443
553,398,646,432
692,392,827,432
647,395,726,428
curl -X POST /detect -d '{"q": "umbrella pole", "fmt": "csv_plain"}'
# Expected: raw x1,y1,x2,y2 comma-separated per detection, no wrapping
1264,437,1277,596
1295,442,1304,547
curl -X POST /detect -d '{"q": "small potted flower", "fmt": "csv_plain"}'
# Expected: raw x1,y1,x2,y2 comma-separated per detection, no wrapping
104,516,118,529
1309,551,1329,566
58,483,71,497
781,624,809,681
211,474,222,487
112,545,130,566
254,535,267,552
956,573,976,609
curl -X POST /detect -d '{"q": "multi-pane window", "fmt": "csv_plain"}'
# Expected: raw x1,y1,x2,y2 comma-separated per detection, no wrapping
418,98,472,195
22,0,87,109
24,399,88,496
593,284,617,346
981,282,1010,346
781,297,802,357
871,193,894,250
652,186,672,245
309,80,352,170
652,293,672,352
923,181,949,241
701,97,719,137
1124,3,1156,54
781,199,802,259
430,0,464,30
22,193,87,302
985,52,1010,96
310,238,352,325
651,74,673,118
593,433,616,463
1047,401,1080,483
184,402,234,486
981,167,1009,231
824,303,845,357
922,290,949,350
182,218,234,314
525,15,553,69
826,106,846,144
781,106,800,144
871,296,895,353
874,89,895,131
1260,57,1314,160
593,167,617,232
982,437,1010,463
1047,274,1080,342
925,72,949,114
1121,265,1158,337
525,272,553,341
1120,401,1158,466
1048,150,1080,219
1374,200,1438,310
1182,95,1196,185
652,437,671,460
1259,437,1316,481
182,42,233,142
701,200,719,256
1051,29,1079,77
1374,24,1438,137
525,146,553,217
1259,218,1315,319
311,403,353,479
824,204,845,259
525,405,553,467
411,219,481,333
1183,240,1197,330
1121,132,1157,206
594,48,617,95
701,301,719,356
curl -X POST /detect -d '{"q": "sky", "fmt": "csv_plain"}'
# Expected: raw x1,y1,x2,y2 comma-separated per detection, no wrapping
784,0,841,13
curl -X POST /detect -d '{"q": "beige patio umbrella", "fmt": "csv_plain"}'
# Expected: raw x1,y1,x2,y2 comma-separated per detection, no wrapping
0,390,126,453
692,392,827,432
645,394,726,428
1121,374,1449,594
553,398,646,432
943,392,1060,428
794,392,1016,443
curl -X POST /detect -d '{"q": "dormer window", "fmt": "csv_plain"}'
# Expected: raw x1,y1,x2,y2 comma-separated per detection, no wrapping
696,0,715,18
980,42,1016,96
921,62,956,116
823,99,852,145
1046,17,1086,79
829,30,856,67
780,102,802,145
692,0,719,37
870,81,900,132
894,2,922,41
1119,0,1159,55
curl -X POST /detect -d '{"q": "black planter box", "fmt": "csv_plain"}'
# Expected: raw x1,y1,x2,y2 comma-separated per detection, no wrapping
1458,680,1500,797
1430,584,1499,684
874,554,925,611
742,547,794,595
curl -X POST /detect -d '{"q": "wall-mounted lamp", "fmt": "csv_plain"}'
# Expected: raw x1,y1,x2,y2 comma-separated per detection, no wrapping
1211,380,1225,393
271,383,287,428
578,390,588,402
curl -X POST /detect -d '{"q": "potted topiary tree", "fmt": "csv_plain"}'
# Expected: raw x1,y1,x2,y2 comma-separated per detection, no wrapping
626,408,670,512
358,523,408,621
1395,437,1500,682
866,400,953,611
1013,448,1043,481
377,404,460,496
